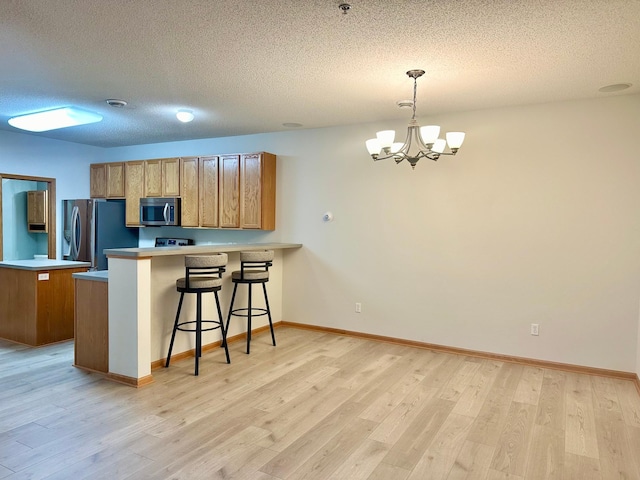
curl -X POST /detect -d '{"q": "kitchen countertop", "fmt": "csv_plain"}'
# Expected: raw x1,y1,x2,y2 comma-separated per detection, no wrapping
0,259,91,271
105,242,302,258
72,270,108,282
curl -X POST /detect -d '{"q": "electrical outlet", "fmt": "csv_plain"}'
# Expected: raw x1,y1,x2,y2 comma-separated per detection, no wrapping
355,302,362,313
530,323,539,336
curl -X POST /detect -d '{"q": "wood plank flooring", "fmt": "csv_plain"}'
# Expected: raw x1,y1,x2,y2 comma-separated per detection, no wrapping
1,327,639,479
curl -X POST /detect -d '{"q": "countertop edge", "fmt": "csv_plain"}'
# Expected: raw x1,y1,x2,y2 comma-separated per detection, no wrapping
73,271,109,282
0,261,91,271
105,242,303,258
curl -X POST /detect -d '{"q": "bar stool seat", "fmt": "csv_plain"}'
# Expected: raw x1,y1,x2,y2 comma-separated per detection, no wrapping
176,276,223,290
224,250,276,354
166,253,230,375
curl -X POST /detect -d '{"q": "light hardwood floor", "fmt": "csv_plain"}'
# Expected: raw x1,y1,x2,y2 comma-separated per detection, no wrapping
1,327,639,479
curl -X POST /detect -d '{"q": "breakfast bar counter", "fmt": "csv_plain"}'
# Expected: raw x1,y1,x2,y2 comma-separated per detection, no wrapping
104,242,302,385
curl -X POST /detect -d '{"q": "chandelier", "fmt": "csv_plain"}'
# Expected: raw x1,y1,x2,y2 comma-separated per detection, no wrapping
365,69,465,169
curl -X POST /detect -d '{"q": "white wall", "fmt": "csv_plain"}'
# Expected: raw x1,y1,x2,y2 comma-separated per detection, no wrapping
0,130,102,258
102,94,640,374
4,95,640,374
1,179,49,260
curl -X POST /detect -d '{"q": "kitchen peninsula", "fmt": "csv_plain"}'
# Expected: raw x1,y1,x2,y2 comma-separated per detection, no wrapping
102,242,302,386
0,259,90,345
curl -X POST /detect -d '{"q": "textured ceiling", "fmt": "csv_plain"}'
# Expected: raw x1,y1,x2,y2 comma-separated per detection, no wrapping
0,0,638,148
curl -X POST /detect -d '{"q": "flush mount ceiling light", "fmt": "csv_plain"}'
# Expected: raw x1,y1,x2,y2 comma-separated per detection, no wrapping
176,109,194,123
8,107,103,132
365,69,465,170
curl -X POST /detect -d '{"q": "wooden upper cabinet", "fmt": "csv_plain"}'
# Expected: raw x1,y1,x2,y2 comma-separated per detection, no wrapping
219,155,240,228
27,190,48,232
90,164,107,198
89,152,276,230
106,162,125,198
145,158,180,197
89,161,125,198
180,157,199,227
199,156,219,228
241,153,276,230
124,161,145,226
162,158,181,197
144,159,162,197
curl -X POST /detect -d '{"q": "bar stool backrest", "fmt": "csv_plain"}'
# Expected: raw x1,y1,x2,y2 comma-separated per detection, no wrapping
184,253,227,289
238,250,274,280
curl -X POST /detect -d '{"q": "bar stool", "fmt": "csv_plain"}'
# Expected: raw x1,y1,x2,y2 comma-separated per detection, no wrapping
165,253,230,375
224,250,276,354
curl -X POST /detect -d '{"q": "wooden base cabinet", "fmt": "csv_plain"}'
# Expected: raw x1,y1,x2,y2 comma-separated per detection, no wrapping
0,266,88,346
74,278,109,373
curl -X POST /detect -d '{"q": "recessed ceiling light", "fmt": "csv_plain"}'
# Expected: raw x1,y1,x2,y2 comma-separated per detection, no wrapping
176,110,194,123
282,122,303,128
8,107,103,132
598,83,632,93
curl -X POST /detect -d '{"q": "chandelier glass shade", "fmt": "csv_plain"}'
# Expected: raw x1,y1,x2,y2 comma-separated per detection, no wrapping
365,70,465,169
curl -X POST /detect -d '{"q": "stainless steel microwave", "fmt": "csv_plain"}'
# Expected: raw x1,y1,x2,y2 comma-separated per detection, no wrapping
140,197,181,226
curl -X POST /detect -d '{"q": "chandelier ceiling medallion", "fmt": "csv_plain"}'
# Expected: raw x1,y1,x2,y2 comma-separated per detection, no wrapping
365,69,465,169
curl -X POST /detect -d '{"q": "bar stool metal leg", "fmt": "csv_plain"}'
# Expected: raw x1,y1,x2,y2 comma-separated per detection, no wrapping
263,283,276,346
215,290,230,364
165,292,185,368
195,292,202,376
247,284,252,354
223,283,238,349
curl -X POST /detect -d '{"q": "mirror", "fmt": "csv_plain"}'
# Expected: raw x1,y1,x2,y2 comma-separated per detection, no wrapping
0,174,56,261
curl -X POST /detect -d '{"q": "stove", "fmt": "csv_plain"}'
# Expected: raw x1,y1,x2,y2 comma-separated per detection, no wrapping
154,237,194,247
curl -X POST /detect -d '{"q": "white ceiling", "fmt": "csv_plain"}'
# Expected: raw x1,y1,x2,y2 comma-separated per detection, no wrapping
1,0,638,148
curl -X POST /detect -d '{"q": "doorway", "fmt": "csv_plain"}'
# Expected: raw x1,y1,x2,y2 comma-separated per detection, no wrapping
0,173,56,261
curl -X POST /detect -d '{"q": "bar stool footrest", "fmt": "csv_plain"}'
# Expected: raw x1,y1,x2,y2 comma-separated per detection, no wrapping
175,320,224,333
229,307,269,318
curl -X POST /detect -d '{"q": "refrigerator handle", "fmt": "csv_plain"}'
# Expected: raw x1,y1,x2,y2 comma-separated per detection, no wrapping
90,201,96,270
163,202,169,225
71,206,80,260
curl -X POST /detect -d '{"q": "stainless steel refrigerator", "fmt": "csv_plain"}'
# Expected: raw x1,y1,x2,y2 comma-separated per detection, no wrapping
63,199,139,270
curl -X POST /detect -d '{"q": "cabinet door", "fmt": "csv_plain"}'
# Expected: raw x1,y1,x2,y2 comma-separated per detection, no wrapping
162,158,181,197
180,157,199,227
219,155,240,228
144,159,162,197
240,154,262,229
27,190,48,233
27,191,47,225
199,156,219,228
260,153,276,230
124,161,145,226
106,163,125,198
90,164,107,198
240,153,276,230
